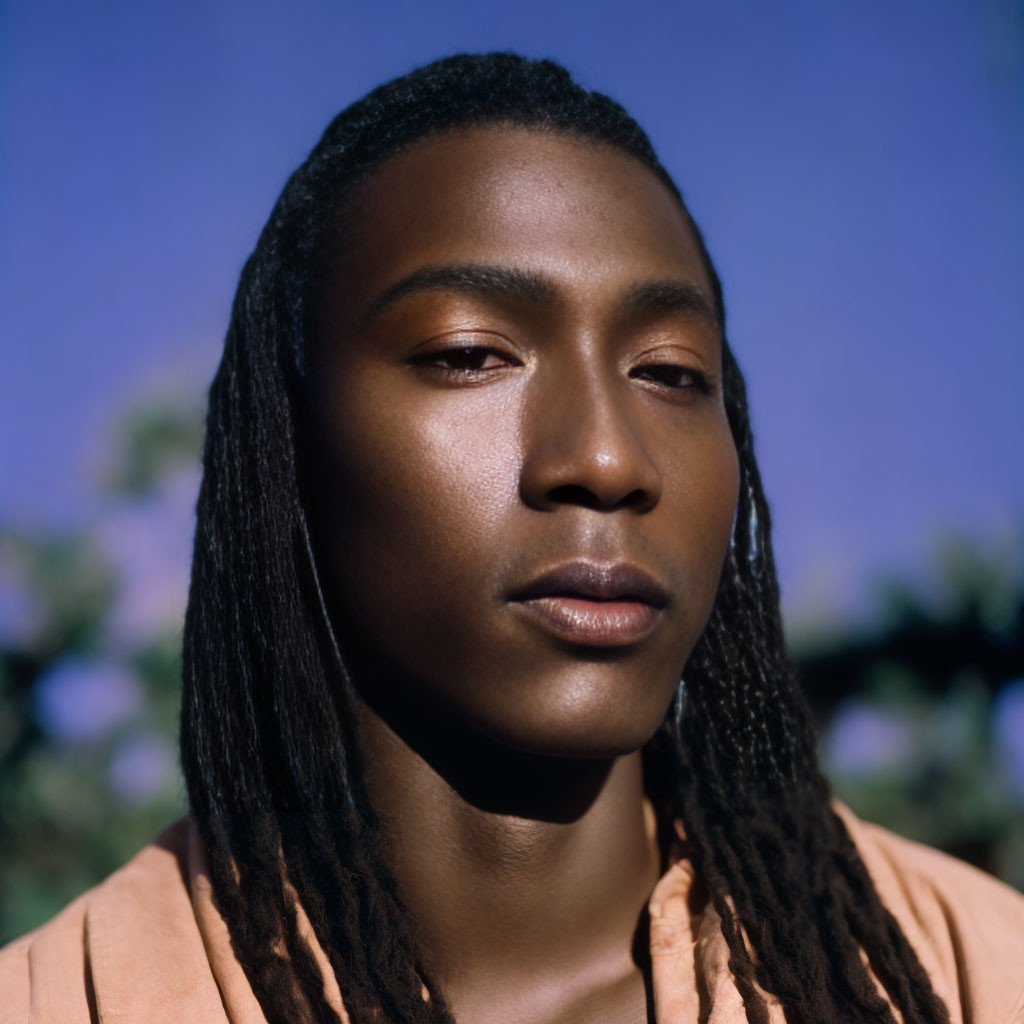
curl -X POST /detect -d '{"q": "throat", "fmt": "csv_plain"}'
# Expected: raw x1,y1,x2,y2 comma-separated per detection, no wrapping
357,705,663,1023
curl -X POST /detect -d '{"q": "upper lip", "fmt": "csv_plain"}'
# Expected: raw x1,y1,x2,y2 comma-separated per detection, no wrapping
508,561,670,608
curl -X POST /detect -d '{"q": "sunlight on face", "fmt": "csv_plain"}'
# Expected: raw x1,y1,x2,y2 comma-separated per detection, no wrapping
307,127,738,758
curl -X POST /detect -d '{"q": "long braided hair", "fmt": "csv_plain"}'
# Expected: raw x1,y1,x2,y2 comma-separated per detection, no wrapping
181,53,950,1024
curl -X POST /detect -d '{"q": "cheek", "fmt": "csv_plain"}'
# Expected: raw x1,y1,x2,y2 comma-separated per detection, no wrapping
669,421,740,615
699,432,740,553
315,389,522,632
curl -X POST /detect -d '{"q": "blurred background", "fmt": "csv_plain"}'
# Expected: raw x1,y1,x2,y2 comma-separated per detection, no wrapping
1,0,1022,941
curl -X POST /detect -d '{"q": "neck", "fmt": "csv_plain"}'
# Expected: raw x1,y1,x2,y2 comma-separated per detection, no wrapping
356,701,662,1021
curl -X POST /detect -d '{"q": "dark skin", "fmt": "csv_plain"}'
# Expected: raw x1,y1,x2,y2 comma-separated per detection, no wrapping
307,127,739,1024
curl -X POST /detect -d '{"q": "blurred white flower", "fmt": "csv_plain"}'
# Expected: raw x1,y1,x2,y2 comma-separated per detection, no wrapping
95,465,198,646
109,733,175,805
34,657,141,740
992,679,1024,802
826,700,914,776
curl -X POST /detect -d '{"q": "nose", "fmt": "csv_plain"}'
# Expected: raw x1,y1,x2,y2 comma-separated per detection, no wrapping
520,361,662,514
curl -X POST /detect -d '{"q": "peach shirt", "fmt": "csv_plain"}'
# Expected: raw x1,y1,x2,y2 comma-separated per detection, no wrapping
3,805,1024,1023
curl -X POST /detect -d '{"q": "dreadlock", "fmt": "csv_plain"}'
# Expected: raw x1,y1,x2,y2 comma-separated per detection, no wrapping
180,52,950,1024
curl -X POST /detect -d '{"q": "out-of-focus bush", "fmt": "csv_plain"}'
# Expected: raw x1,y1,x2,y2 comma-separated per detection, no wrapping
794,534,1024,890
0,393,201,942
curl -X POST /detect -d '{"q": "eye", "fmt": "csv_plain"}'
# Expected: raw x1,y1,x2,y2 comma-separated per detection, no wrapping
410,336,523,380
629,363,712,393
427,346,516,372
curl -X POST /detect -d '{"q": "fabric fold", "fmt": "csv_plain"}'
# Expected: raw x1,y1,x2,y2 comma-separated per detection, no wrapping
2,805,1024,1023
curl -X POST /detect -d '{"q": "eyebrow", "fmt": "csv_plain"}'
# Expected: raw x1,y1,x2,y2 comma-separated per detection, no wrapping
361,264,558,325
360,262,719,329
619,280,719,327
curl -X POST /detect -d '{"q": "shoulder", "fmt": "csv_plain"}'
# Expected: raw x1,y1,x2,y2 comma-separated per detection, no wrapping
0,886,93,1024
0,819,229,1024
836,802,1024,1024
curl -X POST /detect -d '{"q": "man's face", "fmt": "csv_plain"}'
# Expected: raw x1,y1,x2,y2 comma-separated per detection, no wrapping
307,126,738,758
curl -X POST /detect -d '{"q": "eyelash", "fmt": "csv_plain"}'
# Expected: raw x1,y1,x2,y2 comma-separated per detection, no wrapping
412,343,713,394
629,363,714,394
413,345,520,375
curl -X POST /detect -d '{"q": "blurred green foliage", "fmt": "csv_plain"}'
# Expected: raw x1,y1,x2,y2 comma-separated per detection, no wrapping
796,533,1024,890
1,389,1022,944
0,395,200,942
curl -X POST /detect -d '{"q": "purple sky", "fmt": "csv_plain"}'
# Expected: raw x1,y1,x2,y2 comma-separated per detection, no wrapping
1,0,1022,630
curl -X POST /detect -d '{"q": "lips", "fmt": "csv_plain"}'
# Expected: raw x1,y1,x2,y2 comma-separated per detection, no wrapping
508,561,669,647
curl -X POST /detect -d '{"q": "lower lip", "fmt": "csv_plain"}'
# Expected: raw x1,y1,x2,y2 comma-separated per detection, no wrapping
514,597,661,647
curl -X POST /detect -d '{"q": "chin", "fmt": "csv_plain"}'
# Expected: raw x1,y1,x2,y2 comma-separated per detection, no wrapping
474,690,672,761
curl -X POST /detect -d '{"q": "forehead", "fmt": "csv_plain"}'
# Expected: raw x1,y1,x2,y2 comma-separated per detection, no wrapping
326,125,713,312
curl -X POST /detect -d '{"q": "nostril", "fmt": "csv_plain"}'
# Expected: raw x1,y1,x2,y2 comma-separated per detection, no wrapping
546,483,651,511
620,488,651,510
547,484,603,510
